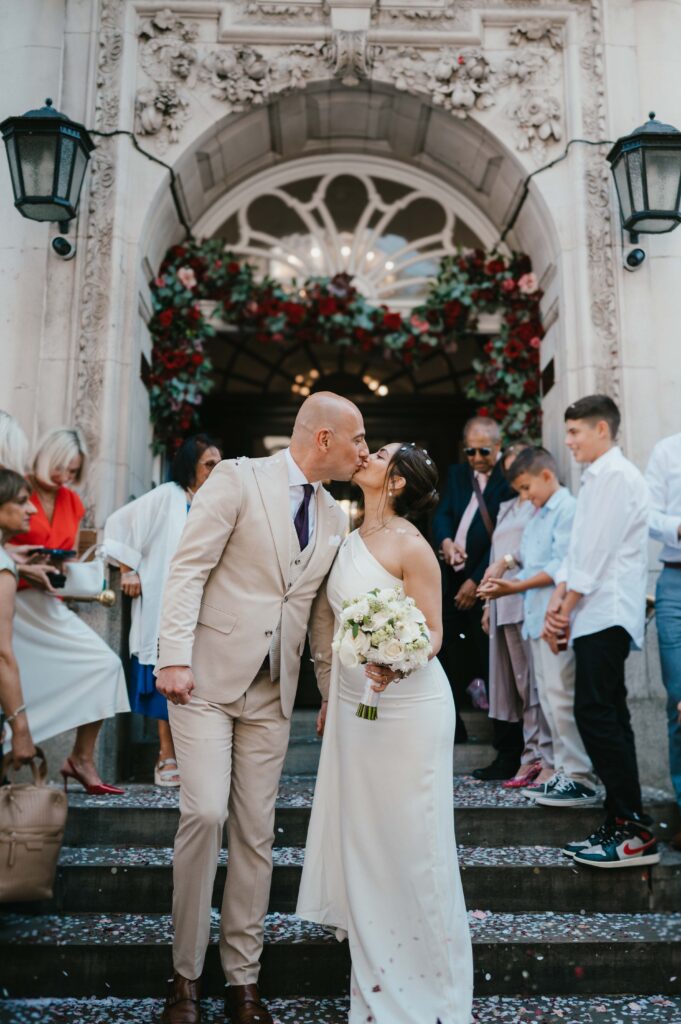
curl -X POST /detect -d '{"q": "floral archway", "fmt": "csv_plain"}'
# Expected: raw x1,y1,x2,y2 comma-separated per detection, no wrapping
148,240,543,452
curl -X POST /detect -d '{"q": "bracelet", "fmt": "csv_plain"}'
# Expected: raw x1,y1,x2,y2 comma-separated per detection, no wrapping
503,553,516,571
5,704,26,727
121,571,139,581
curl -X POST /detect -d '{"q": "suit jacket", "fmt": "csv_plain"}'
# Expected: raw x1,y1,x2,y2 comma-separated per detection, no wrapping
432,461,515,589
156,452,347,718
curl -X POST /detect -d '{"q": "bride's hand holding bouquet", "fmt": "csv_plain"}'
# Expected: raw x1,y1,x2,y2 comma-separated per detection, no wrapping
332,586,432,721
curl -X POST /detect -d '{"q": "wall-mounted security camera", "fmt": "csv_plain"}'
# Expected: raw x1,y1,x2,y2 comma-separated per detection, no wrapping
51,235,77,260
623,245,646,272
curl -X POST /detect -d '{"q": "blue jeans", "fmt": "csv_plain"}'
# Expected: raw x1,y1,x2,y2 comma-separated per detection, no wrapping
656,567,681,810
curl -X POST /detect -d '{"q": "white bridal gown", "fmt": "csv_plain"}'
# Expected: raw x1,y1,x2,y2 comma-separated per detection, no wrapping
297,530,473,1024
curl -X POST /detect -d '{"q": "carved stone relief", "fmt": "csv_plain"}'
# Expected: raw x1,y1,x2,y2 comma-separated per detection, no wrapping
134,13,567,158
74,0,126,516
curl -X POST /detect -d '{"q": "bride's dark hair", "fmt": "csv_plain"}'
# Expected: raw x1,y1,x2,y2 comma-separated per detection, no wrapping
387,444,439,521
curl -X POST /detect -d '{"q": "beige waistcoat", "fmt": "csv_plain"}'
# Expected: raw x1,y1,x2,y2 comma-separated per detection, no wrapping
156,453,346,717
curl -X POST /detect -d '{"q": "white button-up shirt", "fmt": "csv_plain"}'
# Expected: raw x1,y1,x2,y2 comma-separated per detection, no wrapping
645,433,681,564
562,446,650,648
285,448,320,545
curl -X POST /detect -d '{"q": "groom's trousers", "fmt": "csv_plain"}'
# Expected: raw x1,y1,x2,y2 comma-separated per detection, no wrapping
168,670,291,983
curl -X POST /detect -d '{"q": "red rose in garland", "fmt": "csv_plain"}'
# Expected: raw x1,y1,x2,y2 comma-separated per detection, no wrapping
148,240,543,452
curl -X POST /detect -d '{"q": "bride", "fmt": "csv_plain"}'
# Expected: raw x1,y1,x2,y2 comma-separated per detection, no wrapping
297,443,473,1024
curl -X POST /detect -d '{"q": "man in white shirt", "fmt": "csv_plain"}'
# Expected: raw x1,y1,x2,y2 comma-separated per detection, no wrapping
645,432,681,852
544,395,659,870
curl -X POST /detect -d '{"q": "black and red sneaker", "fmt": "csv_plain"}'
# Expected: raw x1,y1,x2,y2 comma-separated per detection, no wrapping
572,818,660,869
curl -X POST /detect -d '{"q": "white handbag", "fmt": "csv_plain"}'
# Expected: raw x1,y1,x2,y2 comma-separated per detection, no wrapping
61,545,107,600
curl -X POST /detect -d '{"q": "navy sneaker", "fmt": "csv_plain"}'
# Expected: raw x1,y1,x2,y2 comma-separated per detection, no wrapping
562,822,611,859
532,775,599,808
572,818,660,869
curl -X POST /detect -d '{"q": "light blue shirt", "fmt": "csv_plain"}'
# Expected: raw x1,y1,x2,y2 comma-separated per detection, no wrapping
517,486,576,640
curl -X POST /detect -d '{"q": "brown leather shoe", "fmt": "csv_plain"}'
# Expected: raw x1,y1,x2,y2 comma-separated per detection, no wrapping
225,984,273,1024
160,972,201,1023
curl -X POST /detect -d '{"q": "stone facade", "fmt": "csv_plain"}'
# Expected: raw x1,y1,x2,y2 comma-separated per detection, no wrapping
0,0,680,784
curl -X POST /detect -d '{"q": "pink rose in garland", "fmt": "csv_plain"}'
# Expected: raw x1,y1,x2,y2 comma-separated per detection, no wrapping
518,272,539,295
177,266,198,290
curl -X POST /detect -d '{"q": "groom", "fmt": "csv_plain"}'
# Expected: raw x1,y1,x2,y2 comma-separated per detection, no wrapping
156,392,368,1024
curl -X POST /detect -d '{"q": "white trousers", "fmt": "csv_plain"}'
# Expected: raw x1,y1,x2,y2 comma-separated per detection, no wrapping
529,637,596,784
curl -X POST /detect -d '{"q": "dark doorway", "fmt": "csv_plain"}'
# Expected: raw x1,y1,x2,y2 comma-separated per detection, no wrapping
197,330,481,708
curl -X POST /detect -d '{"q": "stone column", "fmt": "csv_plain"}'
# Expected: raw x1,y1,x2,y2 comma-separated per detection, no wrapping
0,0,66,437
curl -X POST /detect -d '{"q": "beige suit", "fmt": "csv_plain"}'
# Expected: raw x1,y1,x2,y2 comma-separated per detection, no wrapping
157,452,346,983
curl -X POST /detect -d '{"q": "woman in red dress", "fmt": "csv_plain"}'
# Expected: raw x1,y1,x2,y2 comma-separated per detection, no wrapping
8,428,130,794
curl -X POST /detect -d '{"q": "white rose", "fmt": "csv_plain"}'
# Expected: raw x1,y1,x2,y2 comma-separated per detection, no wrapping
404,604,426,624
396,620,422,644
371,608,394,629
339,630,360,668
376,638,406,665
353,629,371,658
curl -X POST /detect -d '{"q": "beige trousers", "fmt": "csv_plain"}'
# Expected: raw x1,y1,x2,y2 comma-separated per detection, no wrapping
529,638,595,784
168,671,291,983
501,624,554,769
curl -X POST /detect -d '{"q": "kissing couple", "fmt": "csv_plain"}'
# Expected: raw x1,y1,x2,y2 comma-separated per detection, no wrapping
156,391,473,1024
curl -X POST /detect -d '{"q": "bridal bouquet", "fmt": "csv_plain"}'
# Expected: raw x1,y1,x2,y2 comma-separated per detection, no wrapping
333,587,432,721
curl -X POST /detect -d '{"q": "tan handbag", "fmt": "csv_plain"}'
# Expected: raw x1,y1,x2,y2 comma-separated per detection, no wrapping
0,748,68,902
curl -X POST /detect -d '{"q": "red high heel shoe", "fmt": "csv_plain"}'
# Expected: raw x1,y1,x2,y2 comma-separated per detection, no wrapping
61,758,125,796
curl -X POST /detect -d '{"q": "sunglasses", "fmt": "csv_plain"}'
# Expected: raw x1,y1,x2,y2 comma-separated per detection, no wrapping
464,447,492,457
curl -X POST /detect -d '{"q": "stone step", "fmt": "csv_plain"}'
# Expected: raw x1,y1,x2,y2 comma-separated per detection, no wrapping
127,709,494,779
2,911,680,998
2,995,680,1024
63,780,681,849
8,844,680,916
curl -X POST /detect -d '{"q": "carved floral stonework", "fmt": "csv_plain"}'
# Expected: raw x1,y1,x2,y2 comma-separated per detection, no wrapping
75,0,620,499
74,0,126,517
509,20,564,49
134,13,566,156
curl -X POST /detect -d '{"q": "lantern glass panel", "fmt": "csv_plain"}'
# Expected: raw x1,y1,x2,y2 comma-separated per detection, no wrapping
4,135,22,199
644,148,681,211
56,136,75,200
17,133,57,196
629,214,679,233
613,158,632,222
627,148,645,211
68,145,88,208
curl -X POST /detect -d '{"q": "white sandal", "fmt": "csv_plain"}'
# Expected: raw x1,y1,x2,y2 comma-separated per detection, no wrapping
154,757,181,788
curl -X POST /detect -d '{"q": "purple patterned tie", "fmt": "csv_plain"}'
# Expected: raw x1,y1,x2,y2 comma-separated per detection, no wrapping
294,484,314,550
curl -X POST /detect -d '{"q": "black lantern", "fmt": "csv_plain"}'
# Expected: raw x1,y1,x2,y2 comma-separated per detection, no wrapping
0,98,94,223
607,113,681,237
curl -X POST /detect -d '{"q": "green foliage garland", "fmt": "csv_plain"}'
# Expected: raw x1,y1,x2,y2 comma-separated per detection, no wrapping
148,240,542,451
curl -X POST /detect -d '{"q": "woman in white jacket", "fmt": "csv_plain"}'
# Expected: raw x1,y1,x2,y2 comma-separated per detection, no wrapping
104,435,221,786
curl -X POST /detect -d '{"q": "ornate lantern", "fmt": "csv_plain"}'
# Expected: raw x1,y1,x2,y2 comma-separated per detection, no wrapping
0,98,94,223
607,113,681,237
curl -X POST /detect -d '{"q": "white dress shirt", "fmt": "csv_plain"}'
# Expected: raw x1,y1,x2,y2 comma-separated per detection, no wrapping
453,472,489,572
285,448,320,545
563,446,650,649
645,433,681,564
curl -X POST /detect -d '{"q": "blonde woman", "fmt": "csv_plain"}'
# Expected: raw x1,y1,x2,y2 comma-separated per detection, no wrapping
6,427,130,794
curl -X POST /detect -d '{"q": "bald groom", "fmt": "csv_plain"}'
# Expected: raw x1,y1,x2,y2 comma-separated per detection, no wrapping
156,393,369,1024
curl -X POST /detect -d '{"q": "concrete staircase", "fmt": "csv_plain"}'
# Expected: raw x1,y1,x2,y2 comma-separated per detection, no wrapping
1,710,681,1024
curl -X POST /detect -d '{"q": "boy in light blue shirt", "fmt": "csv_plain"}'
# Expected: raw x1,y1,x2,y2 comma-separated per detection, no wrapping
479,446,597,807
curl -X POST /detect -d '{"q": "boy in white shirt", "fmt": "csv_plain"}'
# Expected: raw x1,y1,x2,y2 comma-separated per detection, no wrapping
544,395,658,869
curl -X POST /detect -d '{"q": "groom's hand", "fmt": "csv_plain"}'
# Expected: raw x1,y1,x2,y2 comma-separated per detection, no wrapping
156,666,195,706
316,701,328,737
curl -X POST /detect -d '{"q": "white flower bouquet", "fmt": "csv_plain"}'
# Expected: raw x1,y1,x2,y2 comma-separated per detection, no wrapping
332,587,432,721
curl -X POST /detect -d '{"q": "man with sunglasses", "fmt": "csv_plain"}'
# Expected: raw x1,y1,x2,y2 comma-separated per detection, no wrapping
433,417,522,775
